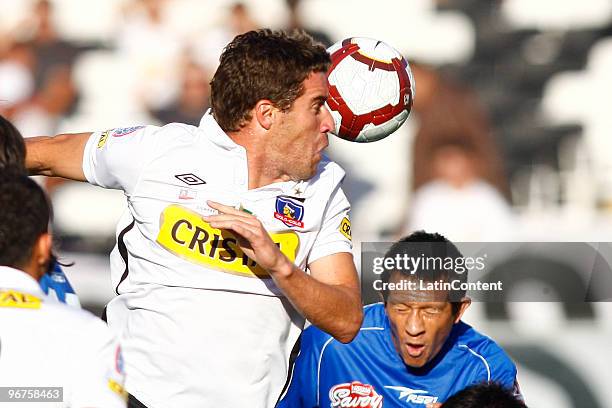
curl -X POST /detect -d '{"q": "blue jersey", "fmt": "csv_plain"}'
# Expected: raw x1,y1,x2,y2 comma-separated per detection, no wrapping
39,262,80,308
278,303,518,407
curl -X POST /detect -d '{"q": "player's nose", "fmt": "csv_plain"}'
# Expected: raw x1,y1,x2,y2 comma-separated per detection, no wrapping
320,105,335,134
405,314,426,337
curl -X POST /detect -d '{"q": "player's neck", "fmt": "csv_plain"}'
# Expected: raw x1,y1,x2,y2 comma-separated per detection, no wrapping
246,150,291,189
228,130,290,189
16,259,45,282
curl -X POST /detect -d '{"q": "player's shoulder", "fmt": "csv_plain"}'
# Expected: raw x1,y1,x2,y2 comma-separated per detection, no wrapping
299,155,347,198
301,322,336,352
316,155,346,183
153,122,202,145
302,303,386,351
451,321,516,376
43,300,113,338
362,302,387,327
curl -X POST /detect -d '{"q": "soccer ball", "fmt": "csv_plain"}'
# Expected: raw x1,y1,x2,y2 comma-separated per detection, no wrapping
326,37,415,143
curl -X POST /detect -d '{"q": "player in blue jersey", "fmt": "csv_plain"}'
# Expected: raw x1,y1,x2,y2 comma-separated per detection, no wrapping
278,231,521,408
1,114,79,307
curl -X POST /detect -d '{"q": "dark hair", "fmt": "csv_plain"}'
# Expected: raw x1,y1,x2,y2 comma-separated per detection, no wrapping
0,114,26,174
442,383,526,408
380,231,467,312
210,29,330,132
0,174,51,268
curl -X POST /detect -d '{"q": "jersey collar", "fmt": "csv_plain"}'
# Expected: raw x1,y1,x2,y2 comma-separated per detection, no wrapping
0,266,46,297
199,109,247,153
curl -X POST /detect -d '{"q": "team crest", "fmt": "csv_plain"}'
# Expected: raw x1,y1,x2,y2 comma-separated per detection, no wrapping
111,126,145,137
274,196,304,228
329,381,383,408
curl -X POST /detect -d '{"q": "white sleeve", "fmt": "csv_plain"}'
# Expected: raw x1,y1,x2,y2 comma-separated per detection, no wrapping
69,319,127,408
82,125,161,194
308,185,353,264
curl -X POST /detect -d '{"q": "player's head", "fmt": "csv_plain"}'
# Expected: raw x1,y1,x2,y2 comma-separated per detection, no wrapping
441,383,526,408
211,29,334,181
0,174,53,280
380,231,471,368
0,114,26,174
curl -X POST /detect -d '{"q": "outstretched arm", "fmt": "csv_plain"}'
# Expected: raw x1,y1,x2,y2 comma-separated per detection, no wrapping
204,201,362,343
26,133,91,180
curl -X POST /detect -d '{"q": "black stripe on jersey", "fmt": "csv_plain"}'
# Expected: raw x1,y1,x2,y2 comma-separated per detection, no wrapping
101,306,107,323
115,219,136,295
275,334,302,406
128,393,150,408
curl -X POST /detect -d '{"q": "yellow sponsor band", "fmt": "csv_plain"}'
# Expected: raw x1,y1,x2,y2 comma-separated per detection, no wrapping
339,216,352,241
0,290,41,309
157,205,300,278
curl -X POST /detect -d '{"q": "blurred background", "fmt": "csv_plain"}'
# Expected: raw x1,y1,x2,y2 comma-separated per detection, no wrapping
1,0,611,406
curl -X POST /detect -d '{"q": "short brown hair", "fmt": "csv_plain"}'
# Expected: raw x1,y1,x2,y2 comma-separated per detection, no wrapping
210,29,330,132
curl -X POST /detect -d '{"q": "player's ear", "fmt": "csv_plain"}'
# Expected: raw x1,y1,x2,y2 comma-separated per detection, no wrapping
33,232,52,280
453,297,471,324
254,100,276,130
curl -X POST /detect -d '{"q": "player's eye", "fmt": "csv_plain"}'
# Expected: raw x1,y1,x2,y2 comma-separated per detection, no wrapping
394,306,410,313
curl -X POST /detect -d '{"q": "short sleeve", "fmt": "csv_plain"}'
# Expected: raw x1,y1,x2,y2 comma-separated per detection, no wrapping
69,319,127,407
308,185,353,264
82,125,161,194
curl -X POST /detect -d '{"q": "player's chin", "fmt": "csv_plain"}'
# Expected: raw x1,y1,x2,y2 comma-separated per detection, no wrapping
401,351,431,368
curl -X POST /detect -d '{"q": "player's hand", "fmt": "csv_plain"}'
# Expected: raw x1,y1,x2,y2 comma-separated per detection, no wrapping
426,403,442,408
202,201,293,276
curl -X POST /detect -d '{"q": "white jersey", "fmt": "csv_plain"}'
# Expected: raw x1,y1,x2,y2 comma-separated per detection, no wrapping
82,112,352,407
0,267,126,408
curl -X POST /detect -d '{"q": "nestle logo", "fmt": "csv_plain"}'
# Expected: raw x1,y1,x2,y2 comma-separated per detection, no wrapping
330,382,383,408
175,173,206,186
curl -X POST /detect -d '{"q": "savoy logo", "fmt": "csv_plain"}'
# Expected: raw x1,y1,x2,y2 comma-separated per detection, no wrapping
329,381,383,408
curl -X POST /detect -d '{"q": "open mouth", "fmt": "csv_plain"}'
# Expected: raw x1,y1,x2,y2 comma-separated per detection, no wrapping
405,343,426,358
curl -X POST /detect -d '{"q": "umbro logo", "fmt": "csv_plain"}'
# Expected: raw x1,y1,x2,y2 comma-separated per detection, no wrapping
175,173,206,186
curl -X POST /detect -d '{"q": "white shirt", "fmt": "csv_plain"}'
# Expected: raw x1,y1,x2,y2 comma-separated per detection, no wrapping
81,113,352,407
0,267,126,408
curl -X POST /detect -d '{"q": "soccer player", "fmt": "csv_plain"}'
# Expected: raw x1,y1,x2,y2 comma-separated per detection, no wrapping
0,114,80,307
278,231,521,408
26,29,362,407
441,383,527,408
0,174,126,407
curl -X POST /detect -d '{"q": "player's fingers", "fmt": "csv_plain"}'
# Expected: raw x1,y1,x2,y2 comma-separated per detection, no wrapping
205,219,258,239
207,200,252,218
203,213,260,227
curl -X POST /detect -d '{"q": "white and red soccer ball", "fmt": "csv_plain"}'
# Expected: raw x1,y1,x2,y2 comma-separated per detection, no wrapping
326,37,415,143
